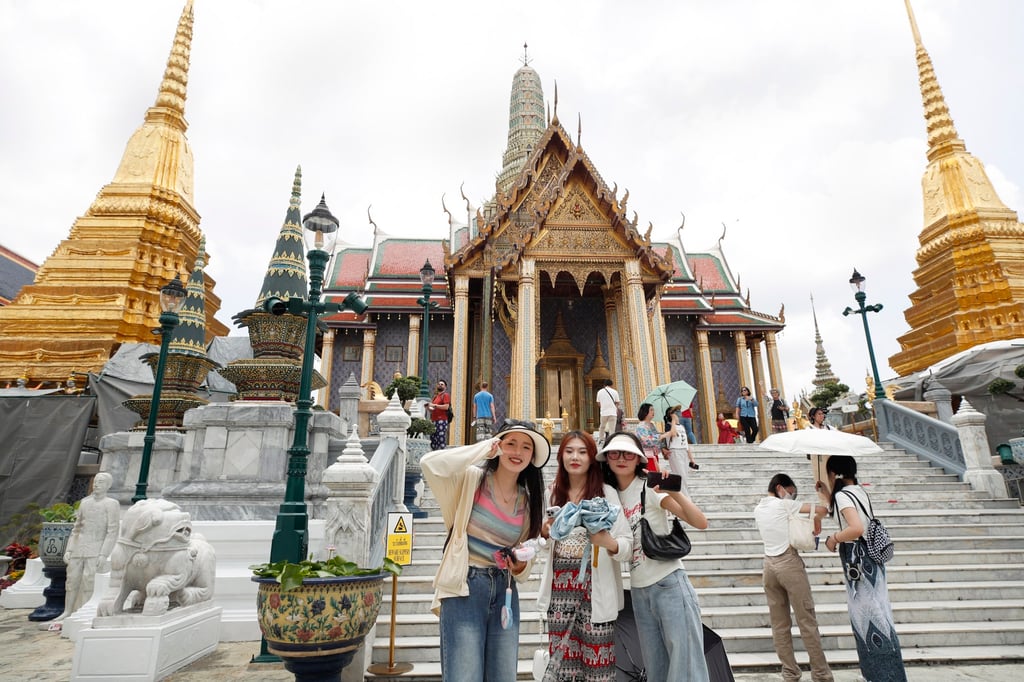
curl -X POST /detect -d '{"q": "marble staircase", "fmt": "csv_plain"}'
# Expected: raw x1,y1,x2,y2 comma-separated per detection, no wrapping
365,443,1024,680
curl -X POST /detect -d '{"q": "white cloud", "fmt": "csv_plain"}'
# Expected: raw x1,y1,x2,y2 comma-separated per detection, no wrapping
1,0,1022,401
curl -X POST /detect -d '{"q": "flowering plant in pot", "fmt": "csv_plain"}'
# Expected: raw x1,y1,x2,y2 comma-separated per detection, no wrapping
250,556,402,681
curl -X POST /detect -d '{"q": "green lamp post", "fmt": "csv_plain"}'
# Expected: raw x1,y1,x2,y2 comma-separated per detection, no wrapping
416,259,438,401
842,268,887,401
262,194,368,566
132,275,187,504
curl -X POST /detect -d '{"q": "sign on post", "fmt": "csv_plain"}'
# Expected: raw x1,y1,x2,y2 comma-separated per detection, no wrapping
385,512,413,566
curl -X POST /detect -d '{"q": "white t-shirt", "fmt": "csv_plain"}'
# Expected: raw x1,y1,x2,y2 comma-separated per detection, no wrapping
616,477,684,588
753,496,802,556
834,484,872,538
597,386,620,417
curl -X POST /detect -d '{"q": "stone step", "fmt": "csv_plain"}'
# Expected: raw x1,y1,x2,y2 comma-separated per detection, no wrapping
372,599,1024,638
368,620,1024,664
362,647,1024,680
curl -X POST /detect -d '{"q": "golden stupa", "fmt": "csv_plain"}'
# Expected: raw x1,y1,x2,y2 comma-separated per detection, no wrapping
890,0,1024,376
0,1,227,385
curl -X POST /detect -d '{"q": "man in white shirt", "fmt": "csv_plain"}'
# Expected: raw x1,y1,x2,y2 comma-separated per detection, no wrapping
596,379,620,445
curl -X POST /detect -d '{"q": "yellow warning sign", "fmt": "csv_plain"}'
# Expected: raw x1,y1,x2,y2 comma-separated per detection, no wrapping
386,512,413,566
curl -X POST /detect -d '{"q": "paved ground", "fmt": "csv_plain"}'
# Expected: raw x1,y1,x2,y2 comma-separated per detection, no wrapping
2,605,1023,681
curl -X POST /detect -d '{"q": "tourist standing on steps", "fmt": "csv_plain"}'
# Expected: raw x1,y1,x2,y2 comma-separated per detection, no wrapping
421,420,550,682
59,472,120,621
537,431,631,681
473,381,495,442
753,473,834,682
634,403,662,470
596,379,620,445
821,455,907,682
661,405,698,492
769,388,790,434
600,432,711,681
679,399,698,444
426,379,451,450
735,386,759,443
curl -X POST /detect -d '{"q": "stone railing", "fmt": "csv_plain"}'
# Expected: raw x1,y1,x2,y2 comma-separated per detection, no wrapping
875,398,965,475
876,397,1008,499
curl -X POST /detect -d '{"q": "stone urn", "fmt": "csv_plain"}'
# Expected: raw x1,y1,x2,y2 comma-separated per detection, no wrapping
29,522,74,621
253,573,388,682
405,438,431,519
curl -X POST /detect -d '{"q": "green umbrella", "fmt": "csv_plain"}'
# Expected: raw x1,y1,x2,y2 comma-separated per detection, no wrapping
643,380,697,418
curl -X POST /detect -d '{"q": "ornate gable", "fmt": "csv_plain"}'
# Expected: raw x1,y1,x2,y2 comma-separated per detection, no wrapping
449,118,672,282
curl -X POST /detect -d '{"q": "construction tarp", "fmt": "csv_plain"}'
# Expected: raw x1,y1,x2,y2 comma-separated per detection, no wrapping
0,394,94,545
89,337,251,438
892,339,1024,451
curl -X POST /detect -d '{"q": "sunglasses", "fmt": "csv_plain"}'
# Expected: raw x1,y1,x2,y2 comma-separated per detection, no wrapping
606,451,638,461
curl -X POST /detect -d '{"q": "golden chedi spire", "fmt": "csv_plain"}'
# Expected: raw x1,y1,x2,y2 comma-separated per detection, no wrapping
0,0,227,386
890,0,1024,376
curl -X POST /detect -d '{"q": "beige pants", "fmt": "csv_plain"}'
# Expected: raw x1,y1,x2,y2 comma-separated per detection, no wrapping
599,414,618,440
763,548,834,682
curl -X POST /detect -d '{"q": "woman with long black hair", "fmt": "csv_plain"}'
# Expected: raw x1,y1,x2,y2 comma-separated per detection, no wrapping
822,455,907,682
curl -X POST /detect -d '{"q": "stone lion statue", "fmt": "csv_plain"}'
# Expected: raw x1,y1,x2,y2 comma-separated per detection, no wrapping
97,498,216,617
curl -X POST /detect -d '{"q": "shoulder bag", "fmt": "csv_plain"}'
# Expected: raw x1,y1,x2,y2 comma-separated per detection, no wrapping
639,485,691,560
788,502,816,551
840,489,894,564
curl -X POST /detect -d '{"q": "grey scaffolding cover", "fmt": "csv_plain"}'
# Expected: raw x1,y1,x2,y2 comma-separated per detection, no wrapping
89,337,251,438
893,339,1024,450
0,395,94,546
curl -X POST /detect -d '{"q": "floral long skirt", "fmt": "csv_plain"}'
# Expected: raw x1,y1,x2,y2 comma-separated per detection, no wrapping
543,552,616,681
430,419,448,451
841,540,907,682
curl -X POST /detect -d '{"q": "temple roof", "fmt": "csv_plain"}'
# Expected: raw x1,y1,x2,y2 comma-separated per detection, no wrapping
0,245,38,305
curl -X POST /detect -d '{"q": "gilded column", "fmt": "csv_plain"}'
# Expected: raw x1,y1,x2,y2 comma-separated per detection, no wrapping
481,271,493,392
407,315,421,378
649,296,671,385
360,329,376,394
511,258,538,419
696,329,716,444
604,286,624,399
318,328,335,409
450,275,470,445
765,331,785,401
734,332,752,389
623,259,657,411
750,337,769,433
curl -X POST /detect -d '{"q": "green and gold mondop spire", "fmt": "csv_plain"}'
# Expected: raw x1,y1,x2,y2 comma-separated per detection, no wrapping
168,236,209,357
234,166,309,324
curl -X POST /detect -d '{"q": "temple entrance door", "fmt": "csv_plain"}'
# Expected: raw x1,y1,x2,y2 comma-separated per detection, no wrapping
540,361,581,430
536,311,586,432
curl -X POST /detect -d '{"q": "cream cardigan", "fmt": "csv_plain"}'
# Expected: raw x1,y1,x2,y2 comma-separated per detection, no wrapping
420,439,536,615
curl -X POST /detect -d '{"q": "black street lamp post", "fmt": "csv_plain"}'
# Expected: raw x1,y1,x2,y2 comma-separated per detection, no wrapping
132,276,187,504
262,194,368,567
417,260,438,401
843,268,887,401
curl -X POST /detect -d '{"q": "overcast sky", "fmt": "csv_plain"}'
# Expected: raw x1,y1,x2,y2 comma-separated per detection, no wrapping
2,0,1022,401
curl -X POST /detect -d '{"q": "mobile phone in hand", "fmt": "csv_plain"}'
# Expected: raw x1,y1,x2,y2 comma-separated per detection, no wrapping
646,471,663,488
655,473,679,489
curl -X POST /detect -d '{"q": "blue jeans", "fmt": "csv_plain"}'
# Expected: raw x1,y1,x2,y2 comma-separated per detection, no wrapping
681,416,697,445
631,568,710,682
439,566,520,682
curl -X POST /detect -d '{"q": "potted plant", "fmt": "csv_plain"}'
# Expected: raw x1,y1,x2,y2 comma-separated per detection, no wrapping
37,501,78,568
27,500,79,621
250,556,402,682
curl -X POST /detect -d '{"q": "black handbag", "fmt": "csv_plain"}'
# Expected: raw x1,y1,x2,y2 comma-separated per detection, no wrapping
639,485,692,560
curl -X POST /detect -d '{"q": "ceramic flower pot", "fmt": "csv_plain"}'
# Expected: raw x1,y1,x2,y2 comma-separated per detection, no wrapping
38,522,74,568
253,573,387,682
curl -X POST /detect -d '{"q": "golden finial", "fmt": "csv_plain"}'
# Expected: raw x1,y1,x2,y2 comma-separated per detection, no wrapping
152,0,194,127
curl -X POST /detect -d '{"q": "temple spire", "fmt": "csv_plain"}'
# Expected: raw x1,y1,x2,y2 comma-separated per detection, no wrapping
904,0,964,161
149,0,193,131
810,295,839,388
496,49,546,195
169,235,209,357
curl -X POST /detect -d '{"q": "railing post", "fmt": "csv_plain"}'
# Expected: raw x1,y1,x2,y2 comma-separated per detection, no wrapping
322,426,377,565
952,400,1009,498
923,381,954,424
336,372,361,436
377,393,412,513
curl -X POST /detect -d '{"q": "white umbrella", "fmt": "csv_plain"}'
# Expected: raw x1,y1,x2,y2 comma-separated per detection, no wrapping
759,429,883,457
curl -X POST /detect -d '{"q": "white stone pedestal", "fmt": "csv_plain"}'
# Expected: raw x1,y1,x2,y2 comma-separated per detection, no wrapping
61,571,110,642
0,557,46,608
70,602,222,681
